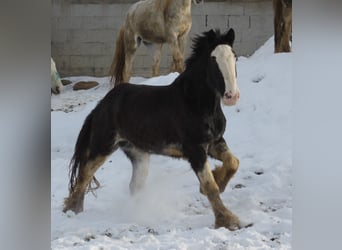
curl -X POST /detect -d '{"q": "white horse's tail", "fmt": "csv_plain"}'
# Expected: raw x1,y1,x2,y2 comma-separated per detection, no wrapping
109,26,126,88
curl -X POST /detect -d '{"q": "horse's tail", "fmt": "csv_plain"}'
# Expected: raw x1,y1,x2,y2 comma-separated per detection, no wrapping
68,112,99,194
109,26,126,88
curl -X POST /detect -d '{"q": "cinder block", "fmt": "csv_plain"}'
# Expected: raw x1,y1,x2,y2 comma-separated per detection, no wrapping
255,35,273,49
70,30,88,43
70,55,93,68
190,15,206,35
70,4,111,17
228,15,250,30
93,55,112,68
70,4,91,17
241,28,258,42
51,42,73,56
250,15,273,31
240,27,272,50
101,4,126,17
193,2,244,16
104,17,125,29
70,43,106,56
87,29,116,43
51,4,64,17
55,17,83,29
81,17,107,29
234,41,257,57
52,55,70,77
206,15,228,31
51,29,72,43
244,1,273,16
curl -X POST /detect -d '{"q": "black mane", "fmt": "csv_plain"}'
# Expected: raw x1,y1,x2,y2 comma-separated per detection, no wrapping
186,29,234,68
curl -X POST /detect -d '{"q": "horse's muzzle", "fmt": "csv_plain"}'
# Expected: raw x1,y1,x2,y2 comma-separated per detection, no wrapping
223,91,240,106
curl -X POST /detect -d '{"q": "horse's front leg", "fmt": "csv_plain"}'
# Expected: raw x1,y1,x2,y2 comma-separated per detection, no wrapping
122,29,138,83
186,146,241,230
208,137,239,193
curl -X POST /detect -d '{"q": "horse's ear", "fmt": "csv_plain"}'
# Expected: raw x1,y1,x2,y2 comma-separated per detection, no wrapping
224,28,235,46
207,29,217,42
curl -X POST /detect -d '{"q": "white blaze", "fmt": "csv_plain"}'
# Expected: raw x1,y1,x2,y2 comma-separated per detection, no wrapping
211,45,238,97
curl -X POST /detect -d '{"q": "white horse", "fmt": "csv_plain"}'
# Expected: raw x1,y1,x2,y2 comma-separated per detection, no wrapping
51,58,63,95
109,0,202,87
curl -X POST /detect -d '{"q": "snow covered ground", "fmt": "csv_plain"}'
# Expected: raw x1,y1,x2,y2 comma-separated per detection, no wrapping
51,37,292,249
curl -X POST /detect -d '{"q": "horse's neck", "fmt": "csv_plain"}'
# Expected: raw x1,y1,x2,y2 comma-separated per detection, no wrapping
174,63,221,113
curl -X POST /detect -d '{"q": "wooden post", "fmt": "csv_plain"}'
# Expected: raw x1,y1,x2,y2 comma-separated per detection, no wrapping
273,0,292,53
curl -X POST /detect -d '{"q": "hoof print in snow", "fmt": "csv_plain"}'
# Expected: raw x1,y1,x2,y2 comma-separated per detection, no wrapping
84,235,95,242
254,170,264,175
102,229,113,238
270,236,280,243
233,184,246,189
73,81,99,91
252,74,265,83
243,222,253,228
147,228,159,235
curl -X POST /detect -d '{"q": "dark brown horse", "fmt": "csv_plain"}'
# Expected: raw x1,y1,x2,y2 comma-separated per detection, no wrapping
64,28,245,230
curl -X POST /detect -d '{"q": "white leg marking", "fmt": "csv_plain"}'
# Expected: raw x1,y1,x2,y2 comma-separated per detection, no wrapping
129,152,150,195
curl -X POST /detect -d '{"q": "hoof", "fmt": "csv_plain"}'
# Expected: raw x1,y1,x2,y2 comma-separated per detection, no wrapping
215,212,242,231
63,196,84,214
62,205,83,214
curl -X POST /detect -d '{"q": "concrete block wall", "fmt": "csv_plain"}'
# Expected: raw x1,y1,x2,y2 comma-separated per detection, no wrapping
52,0,273,77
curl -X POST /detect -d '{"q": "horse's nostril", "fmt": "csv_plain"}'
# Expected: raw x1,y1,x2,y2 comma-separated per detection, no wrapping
225,93,232,99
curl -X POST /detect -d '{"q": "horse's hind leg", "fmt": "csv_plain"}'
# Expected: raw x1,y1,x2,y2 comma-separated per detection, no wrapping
123,30,138,82
208,137,239,193
122,146,150,195
63,155,108,213
150,43,163,77
186,145,241,230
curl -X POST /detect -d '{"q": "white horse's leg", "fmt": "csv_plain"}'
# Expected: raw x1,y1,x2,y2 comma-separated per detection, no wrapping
122,147,150,195
149,43,163,77
169,35,185,73
178,32,189,59
123,29,138,83
130,153,150,195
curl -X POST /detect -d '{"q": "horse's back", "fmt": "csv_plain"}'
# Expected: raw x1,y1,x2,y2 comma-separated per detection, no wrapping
103,83,186,150
108,83,183,119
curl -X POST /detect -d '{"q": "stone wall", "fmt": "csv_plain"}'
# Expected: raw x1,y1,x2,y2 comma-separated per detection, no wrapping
52,0,273,77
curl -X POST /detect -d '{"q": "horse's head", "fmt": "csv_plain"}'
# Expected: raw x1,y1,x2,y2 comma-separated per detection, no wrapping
210,28,240,106
186,28,240,106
